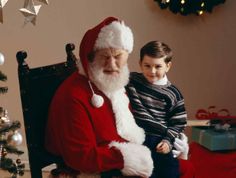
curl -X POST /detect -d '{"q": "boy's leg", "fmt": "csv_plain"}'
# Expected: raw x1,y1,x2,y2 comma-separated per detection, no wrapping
154,152,180,178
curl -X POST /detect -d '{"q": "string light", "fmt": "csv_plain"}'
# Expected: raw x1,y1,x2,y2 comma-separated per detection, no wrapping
201,2,205,7
198,10,204,15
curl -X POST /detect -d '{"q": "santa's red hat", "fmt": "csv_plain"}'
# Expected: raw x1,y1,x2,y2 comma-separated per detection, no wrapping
79,17,134,77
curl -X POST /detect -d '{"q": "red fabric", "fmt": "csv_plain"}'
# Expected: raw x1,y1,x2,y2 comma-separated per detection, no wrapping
189,142,236,178
79,17,118,76
45,72,125,173
179,159,196,178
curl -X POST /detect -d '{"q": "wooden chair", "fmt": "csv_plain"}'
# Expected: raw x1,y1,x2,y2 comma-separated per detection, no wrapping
16,43,78,178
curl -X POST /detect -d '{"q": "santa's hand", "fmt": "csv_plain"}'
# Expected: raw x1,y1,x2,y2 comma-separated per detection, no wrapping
172,133,189,160
109,141,153,177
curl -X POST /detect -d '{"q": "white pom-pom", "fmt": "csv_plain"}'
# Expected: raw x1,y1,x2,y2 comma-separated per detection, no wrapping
91,94,104,108
0,53,5,65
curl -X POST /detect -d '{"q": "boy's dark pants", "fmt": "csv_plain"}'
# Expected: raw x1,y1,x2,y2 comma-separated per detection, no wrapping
144,135,180,178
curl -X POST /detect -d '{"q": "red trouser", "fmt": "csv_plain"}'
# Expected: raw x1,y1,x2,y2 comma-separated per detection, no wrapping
179,159,196,178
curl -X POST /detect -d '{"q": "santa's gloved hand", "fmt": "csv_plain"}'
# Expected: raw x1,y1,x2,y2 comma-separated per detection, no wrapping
172,133,189,160
109,141,153,177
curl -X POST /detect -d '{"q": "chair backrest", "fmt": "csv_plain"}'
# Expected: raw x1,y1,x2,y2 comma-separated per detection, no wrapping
16,43,78,178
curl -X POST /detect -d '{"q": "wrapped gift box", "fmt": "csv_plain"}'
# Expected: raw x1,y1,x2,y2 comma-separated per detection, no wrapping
192,126,236,151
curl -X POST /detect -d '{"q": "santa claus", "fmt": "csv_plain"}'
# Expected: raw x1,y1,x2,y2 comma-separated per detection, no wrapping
45,17,153,178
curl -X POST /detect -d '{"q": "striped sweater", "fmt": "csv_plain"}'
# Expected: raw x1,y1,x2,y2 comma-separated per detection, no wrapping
126,72,187,144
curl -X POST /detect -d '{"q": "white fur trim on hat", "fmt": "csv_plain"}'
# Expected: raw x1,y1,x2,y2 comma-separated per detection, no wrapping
94,21,134,53
105,88,145,144
109,141,153,177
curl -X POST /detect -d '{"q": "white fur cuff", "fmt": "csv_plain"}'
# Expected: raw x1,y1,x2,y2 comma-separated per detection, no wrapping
109,141,153,177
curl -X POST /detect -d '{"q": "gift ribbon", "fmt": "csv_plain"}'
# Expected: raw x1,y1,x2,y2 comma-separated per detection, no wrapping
227,132,236,149
195,106,236,125
199,130,206,145
196,106,229,119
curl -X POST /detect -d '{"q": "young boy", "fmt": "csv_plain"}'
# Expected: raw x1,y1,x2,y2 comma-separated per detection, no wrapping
126,40,187,178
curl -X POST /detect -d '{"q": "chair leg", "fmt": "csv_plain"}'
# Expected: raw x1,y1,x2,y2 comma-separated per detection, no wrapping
30,166,43,178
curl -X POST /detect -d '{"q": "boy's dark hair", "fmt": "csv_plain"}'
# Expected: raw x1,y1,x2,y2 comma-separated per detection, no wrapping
140,41,173,63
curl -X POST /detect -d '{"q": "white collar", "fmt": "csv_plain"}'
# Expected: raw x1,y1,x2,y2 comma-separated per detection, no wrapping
153,75,168,85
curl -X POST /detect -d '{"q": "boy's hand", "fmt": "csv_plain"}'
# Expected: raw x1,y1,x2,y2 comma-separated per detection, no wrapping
156,141,170,154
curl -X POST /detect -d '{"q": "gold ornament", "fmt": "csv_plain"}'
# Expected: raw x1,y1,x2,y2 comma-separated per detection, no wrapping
2,147,7,156
16,158,21,164
0,109,11,127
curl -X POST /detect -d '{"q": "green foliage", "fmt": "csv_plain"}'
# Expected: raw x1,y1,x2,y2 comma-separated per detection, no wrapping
0,70,25,177
0,70,8,94
154,0,226,16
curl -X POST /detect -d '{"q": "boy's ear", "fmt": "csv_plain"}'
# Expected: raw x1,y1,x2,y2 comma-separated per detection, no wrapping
166,62,172,72
139,60,142,66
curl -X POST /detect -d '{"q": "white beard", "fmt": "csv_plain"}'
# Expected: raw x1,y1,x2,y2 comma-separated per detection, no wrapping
88,63,129,94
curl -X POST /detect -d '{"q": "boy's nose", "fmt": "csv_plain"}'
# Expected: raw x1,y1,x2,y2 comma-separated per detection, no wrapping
151,67,156,73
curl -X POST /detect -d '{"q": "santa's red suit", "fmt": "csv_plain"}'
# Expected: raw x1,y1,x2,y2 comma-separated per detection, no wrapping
45,71,153,177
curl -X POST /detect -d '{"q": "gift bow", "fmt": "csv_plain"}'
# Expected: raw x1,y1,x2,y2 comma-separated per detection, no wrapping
196,106,230,119
195,106,236,125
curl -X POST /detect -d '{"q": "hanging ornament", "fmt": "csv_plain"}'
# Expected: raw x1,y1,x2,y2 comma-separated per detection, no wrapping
0,0,9,23
0,109,11,127
7,130,23,146
35,0,49,5
19,0,41,25
0,52,5,65
2,147,7,156
16,158,21,164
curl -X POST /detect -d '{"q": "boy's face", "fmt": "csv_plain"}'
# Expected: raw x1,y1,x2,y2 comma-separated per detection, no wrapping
140,55,171,84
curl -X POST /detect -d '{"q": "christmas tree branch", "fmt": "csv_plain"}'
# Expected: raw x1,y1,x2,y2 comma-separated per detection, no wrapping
0,121,21,134
0,70,8,94
0,87,8,94
0,70,7,81
5,145,24,155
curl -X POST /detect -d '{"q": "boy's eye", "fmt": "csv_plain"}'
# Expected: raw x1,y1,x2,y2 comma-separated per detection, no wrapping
155,65,162,69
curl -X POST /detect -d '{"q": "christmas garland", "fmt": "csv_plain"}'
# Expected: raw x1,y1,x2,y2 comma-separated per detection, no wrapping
154,0,226,16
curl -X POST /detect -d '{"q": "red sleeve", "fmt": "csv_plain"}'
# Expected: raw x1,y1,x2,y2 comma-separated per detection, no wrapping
49,96,124,173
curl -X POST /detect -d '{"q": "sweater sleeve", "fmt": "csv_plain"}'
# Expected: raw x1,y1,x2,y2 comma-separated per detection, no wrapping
164,94,187,143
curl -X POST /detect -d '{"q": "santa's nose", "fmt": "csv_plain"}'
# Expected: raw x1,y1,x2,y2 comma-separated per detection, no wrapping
106,57,117,69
